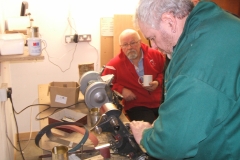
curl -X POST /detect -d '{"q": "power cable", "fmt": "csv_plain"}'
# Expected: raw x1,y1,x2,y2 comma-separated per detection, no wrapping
6,91,25,160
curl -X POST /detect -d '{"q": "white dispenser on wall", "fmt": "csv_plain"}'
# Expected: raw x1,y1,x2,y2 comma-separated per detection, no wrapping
0,33,24,55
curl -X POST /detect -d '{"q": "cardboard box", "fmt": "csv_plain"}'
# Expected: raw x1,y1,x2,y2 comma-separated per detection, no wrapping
48,108,87,133
49,82,80,108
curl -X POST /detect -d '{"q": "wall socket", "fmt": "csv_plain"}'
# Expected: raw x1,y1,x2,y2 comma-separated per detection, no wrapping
65,34,91,43
65,35,75,43
78,34,91,42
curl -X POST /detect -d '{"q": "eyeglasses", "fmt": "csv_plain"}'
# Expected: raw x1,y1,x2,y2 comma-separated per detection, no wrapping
120,40,140,48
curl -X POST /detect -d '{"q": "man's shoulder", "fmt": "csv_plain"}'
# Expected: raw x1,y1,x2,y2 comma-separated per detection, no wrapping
141,43,163,54
144,47,165,61
106,54,124,66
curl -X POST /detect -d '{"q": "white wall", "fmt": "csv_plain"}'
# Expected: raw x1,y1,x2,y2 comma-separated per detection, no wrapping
0,0,139,133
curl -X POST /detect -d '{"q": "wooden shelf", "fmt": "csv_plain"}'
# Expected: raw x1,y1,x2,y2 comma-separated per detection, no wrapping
5,30,27,35
1,32,44,62
0,47,44,62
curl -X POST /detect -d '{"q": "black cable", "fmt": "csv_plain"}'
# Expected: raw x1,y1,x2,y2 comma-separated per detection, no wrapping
8,95,25,160
6,93,85,160
11,100,85,120
35,101,84,120
13,103,50,114
6,88,85,160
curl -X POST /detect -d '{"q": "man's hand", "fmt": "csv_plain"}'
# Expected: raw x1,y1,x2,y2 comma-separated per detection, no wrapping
122,88,136,101
143,80,159,91
129,121,152,144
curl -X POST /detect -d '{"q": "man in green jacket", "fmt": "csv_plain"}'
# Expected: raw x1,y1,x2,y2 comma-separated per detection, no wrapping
130,0,240,159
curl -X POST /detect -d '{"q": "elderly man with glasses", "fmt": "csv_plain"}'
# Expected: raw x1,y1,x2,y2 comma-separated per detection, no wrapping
101,29,165,124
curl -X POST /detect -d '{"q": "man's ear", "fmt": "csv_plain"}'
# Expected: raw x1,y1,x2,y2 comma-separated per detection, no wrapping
161,12,177,33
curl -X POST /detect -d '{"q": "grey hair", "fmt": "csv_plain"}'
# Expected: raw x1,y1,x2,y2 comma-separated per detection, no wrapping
118,29,141,45
134,0,194,29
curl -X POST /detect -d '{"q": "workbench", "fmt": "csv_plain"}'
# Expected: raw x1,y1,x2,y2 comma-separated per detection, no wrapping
37,84,129,160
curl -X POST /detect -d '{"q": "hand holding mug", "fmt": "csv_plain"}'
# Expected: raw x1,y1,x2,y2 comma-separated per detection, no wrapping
138,75,153,87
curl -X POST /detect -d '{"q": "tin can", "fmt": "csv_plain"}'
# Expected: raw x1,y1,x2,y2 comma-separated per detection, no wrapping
52,146,68,160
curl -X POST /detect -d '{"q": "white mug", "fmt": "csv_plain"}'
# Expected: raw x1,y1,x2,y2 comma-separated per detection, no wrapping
138,75,153,86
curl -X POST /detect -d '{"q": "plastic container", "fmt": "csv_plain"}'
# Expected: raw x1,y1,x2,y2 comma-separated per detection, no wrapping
0,33,24,55
27,37,41,56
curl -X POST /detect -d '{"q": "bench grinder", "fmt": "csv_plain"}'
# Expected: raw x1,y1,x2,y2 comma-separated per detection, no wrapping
79,71,147,160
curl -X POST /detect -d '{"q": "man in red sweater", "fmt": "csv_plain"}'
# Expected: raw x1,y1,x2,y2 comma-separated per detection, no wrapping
101,29,165,123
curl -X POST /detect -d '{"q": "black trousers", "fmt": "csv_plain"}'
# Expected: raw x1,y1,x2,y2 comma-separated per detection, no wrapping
125,106,159,123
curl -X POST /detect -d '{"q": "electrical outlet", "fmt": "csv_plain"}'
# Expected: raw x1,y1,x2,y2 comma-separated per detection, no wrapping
65,35,78,43
65,35,74,43
65,34,92,43
78,34,91,42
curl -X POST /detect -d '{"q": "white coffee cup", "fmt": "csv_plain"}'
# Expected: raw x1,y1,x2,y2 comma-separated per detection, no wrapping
138,75,153,86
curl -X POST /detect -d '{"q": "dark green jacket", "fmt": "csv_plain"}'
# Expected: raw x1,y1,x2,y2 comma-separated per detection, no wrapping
141,1,240,159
